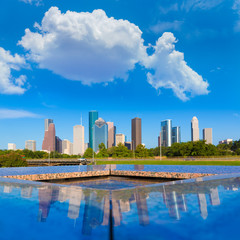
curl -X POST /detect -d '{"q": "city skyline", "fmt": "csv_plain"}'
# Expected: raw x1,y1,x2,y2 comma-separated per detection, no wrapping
1,0,240,149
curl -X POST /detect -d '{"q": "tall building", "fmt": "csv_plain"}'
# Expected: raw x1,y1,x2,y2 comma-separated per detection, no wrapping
89,111,98,149
8,143,16,150
44,119,53,132
191,116,199,141
25,140,36,152
73,125,85,155
107,122,115,148
161,120,172,147
55,136,62,153
172,126,181,144
131,117,142,151
42,123,56,152
116,134,125,146
93,118,108,152
62,140,73,155
203,128,212,144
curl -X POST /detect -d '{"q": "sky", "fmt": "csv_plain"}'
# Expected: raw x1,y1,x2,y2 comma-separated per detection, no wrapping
0,0,240,150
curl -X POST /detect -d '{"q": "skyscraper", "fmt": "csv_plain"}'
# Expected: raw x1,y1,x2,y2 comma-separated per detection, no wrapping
8,143,16,150
172,126,181,144
62,140,73,155
55,136,62,153
73,125,85,155
42,123,56,152
107,122,115,148
191,116,199,141
25,140,36,152
44,119,53,132
161,120,172,147
89,111,98,149
93,118,108,152
203,128,212,144
116,134,125,146
131,117,142,151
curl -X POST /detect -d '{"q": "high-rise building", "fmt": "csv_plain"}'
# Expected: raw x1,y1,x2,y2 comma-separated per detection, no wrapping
203,128,212,144
62,140,73,155
161,120,172,147
116,134,125,146
107,122,115,148
219,139,233,144
73,125,85,155
44,119,53,132
131,117,142,150
25,140,36,152
191,116,199,142
55,136,62,153
42,123,56,152
89,111,98,149
93,118,108,152
172,126,181,144
125,142,132,150
8,143,16,150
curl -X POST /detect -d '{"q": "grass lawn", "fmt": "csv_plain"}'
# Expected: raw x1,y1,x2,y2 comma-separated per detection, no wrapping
96,160,240,166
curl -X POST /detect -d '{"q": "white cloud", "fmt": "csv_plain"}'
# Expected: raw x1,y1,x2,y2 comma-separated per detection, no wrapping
0,109,41,119
181,0,224,12
143,32,209,101
150,21,183,33
19,7,147,85
19,7,209,101
20,0,42,6
233,0,240,32
0,47,28,95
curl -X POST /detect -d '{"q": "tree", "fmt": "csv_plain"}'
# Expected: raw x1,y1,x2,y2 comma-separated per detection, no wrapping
112,143,131,158
0,152,28,167
135,144,149,158
83,148,95,158
96,143,109,158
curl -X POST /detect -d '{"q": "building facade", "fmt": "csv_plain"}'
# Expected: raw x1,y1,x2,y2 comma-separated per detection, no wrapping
172,126,181,144
191,116,199,142
8,143,16,150
203,128,213,144
131,117,142,151
93,118,108,152
42,123,56,152
107,122,115,148
73,125,85,155
44,119,53,132
62,140,73,155
161,120,172,147
116,134,125,146
219,139,233,144
89,111,98,149
55,136,62,153
25,140,36,152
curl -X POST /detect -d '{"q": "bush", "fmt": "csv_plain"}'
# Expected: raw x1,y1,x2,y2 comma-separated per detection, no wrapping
0,152,28,167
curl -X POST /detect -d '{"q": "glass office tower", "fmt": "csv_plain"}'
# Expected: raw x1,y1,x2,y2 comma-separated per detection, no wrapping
161,120,172,147
93,118,108,152
172,126,181,144
89,111,98,149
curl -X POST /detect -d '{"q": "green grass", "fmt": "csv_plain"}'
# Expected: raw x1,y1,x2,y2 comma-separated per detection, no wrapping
96,160,240,166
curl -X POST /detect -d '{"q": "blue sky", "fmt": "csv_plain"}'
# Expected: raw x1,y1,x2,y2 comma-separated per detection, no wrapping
0,0,240,150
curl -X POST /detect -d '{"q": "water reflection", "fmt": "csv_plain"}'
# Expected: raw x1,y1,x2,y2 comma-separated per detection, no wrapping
0,175,240,239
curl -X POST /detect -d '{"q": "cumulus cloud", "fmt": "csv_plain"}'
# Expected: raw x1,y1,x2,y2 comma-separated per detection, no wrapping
19,7,209,101
0,47,28,94
0,109,41,119
143,33,209,101
19,7,147,84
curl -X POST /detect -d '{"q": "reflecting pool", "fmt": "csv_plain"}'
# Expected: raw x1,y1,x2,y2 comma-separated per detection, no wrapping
1,173,240,239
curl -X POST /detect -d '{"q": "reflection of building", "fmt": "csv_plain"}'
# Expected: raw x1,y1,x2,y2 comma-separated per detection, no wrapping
89,111,98,149
42,123,56,152
112,198,122,226
93,118,108,152
163,190,180,220
102,195,110,226
161,120,172,147
134,165,144,171
209,188,220,206
135,191,149,226
131,117,142,151
197,193,208,219
120,200,130,212
3,186,12,193
203,128,212,144
73,125,85,155
191,116,199,142
25,140,36,152
107,122,115,148
172,126,181,144
21,186,33,198
68,188,83,220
